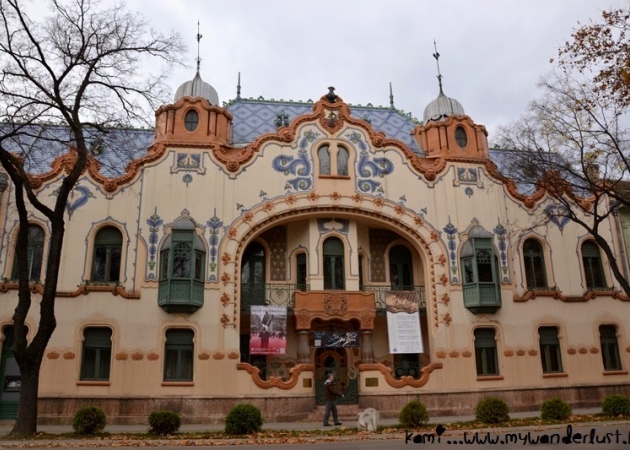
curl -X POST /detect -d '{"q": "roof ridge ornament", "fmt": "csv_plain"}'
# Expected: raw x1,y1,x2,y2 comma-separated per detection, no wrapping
236,72,241,100
195,21,203,73
389,82,395,109
432,40,444,95
325,86,338,103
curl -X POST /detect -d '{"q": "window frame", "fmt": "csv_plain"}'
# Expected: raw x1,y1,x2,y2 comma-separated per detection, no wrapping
323,237,345,290
91,226,123,283
184,109,199,132
474,328,499,376
599,324,622,371
523,238,547,289
582,241,606,289
163,329,195,382
11,224,45,282
538,326,563,374
80,327,113,381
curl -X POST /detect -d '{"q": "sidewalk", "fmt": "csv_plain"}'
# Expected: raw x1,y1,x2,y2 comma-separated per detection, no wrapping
0,407,603,435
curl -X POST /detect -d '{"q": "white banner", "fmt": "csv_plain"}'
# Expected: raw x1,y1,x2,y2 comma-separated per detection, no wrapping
385,291,423,354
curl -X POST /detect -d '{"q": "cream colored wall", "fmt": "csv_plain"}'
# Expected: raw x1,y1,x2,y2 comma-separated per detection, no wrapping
0,114,628,399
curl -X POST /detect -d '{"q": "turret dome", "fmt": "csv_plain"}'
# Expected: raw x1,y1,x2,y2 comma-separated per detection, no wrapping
174,70,219,106
422,89,465,123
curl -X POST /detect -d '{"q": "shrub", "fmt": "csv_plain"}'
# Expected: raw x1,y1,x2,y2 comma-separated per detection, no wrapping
475,397,510,424
72,406,107,434
602,394,630,416
148,410,181,435
224,403,263,435
540,397,572,421
398,400,430,428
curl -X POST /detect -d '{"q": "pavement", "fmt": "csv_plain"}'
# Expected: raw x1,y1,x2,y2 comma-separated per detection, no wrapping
0,407,604,435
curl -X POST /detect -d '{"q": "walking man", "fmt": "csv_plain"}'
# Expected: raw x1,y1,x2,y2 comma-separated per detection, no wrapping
323,373,344,426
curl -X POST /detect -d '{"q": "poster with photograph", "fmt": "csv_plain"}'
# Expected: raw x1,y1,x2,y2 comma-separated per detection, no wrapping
385,291,423,354
250,305,287,355
313,331,359,348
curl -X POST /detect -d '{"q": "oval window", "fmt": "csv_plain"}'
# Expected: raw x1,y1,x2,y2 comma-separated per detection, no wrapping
455,126,468,148
184,109,199,132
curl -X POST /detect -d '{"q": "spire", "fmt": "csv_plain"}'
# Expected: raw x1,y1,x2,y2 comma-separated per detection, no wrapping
195,21,203,73
389,82,395,109
236,72,241,100
432,40,444,95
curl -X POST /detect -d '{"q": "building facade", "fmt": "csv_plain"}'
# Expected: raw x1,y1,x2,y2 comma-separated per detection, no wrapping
0,73,628,423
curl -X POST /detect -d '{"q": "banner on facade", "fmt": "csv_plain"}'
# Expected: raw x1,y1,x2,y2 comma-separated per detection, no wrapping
313,331,360,348
250,305,287,355
385,291,423,354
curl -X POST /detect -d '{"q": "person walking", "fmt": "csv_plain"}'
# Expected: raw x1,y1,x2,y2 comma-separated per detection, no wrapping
323,373,344,426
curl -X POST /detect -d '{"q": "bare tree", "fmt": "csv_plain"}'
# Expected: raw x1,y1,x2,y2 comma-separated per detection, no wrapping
0,0,183,436
495,73,630,296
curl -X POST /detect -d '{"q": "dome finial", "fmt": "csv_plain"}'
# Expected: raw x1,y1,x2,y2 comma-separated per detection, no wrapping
389,82,395,109
236,72,241,99
432,40,444,95
195,21,203,73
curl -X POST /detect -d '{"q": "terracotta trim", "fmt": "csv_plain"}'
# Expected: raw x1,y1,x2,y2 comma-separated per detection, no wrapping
236,363,314,389
0,282,140,299
476,375,504,381
356,362,442,388
514,289,625,303
542,372,568,378
76,381,111,386
161,382,194,387
603,370,629,376
319,175,351,180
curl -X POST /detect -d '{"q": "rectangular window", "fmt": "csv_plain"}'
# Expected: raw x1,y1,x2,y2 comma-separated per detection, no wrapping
164,329,194,381
539,327,563,373
600,325,622,371
474,328,499,376
81,328,112,381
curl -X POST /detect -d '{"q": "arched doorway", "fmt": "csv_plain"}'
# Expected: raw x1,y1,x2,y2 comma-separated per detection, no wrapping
315,348,358,405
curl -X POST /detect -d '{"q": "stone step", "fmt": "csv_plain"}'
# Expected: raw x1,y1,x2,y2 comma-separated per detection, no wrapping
305,404,361,423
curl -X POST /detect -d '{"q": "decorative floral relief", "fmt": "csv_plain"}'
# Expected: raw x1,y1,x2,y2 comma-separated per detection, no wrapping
462,350,472,358
449,350,459,358
516,349,526,356
493,222,510,283
528,349,538,356
131,352,144,361
317,218,349,234
147,352,159,361
626,346,630,353
272,129,317,192
220,293,231,306
213,352,225,360
504,349,514,357
589,347,599,354
50,184,96,218
227,352,239,360
354,134,394,195
443,313,452,326
115,352,128,361
567,348,577,355
63,351,75,360
436,350,447,359
198,352,210,360
145,207,163,280
443,220,459,284
579,347,588,354
206,209,223,282
47,351,60,360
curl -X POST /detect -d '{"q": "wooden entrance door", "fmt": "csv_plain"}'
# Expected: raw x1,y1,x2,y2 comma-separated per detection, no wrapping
314,348,358,405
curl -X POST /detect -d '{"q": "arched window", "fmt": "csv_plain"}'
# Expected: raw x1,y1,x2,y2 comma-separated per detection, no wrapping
539,326,562,373
164,329,194,381
184,109,199,132
582,241,605,289
455,126,468,148
474,328,499,376
296,253,307,291
323,237,344,290
12,225,45,281
389,245,413,289
523,239,547,289
241,242,266,307
80,327,112,381
158,219,205,313
91,227,122,283
318,145,331,175
599,325,622,371
337,146,349,176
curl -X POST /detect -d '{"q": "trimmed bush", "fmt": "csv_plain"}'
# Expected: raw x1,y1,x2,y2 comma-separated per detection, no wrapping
224,403,263,435
72,406,107,434
148,410,181,435
602,394,630,416
475,397,510,424
398,400,430,428
540,397,572,421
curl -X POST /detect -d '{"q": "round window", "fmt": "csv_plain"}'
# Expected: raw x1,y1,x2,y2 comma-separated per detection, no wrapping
184,109,199,132
455,126,468,148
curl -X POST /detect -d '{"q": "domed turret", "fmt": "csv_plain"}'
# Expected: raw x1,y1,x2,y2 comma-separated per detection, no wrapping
422,88,465,123
174,70,219,106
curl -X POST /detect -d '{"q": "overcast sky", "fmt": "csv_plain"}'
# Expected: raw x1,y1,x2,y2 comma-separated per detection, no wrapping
126,0,626,138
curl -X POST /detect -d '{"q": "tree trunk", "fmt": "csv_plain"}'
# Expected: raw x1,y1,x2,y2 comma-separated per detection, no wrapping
8,356,41,437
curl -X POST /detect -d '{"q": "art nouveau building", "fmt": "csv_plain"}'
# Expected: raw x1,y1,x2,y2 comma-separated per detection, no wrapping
0,71,628,423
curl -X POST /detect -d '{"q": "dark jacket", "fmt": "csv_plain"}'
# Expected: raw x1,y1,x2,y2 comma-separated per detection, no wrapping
324,380,343,402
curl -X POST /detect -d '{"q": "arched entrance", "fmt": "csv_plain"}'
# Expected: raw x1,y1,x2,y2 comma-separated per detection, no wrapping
315,348,358,405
